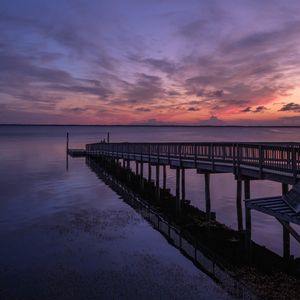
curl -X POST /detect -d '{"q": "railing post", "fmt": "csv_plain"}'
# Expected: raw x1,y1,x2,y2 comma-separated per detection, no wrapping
211,143,215,171
292,145,297,183
194,143,197,168
237,144,240,176
259,145,263,178
179,144,182,167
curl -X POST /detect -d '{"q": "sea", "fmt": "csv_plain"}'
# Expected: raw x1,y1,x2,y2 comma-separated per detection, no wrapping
1,125,300,299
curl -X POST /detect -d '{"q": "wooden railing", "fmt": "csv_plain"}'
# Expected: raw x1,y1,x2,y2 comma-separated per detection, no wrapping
86,142,300,179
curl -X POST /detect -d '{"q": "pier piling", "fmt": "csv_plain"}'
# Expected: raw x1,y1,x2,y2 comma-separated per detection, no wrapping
282,183,290,260
236,178,243,231
204,173,211,221
181,168,185,202
176,168,181,213
156,165,160,199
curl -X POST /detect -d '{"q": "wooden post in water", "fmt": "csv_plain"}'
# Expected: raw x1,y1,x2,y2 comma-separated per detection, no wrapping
204,173,211,221
244,178,250,200
181,168,185,201
282,183,290,260
156,164,160,199
66,132,69,152
107,132,110,144
135,161,139,175
176,168,181,213
66,132,69,171
140,162,144,188
163,165,166,190
236,178,243,231
245,206,252,261
148,163,152,182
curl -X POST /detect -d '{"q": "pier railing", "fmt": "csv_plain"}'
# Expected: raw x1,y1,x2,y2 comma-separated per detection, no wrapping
86,142,300,179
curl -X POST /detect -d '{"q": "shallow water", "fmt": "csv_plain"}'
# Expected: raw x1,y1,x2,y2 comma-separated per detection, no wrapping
0,125,236,299
0,125,300,298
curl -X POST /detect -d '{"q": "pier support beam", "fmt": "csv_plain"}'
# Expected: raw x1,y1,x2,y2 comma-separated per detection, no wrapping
148,163,152,182
135,161,139,175
176,168,181,213
181,168,185,202
163,165,167,190
204,173,211,221
156,165,160,199
140,162,144,188
282,183,290,260
126,160,131,181
245,206,252,261
244,178,250,200
236,179,243,231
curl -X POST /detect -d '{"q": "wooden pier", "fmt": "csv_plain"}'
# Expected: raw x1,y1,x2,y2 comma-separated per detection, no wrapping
70,141,300,261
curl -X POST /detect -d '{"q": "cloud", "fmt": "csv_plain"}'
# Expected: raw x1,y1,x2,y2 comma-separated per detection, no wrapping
187,107,200,111
278,102,300,112
253,105,267,113
122,73,164,104
198,116,226,126
136,107,151,112
140,58,177,74
241,107,252,112
241,106,267,113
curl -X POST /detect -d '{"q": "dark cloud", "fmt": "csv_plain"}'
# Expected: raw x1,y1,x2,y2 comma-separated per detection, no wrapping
187,107,200,111
167,90,181,96
63,107,90,113
241,106,267,113
123,74,164,104
241,107,252,112
141,58,177,74
279,102,300,112
253,105,267,113
136,107,151,112
0,51,112,102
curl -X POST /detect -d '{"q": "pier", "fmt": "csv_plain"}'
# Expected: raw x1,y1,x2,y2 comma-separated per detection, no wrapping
70,141,300,262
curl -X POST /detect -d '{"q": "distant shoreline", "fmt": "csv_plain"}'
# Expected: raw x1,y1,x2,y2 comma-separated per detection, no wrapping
1,124,300,128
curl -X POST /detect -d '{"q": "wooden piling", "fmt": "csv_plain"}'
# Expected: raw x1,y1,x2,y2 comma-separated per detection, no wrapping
163,165,166,190
245,206,252,261
140,162,144,188
135,161,139,175
66,132,69,151
176,168,181,213
236,179,243,231
204,173,211,221
156,164,160,199
244,178,250,200
282,183,290,260
181,168,185,201
148,163,152,182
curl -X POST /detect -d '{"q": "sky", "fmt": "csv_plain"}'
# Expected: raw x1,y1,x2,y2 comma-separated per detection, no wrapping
1,0,300,125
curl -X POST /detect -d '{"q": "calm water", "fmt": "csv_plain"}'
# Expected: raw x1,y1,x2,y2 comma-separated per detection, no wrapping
1,125,300,299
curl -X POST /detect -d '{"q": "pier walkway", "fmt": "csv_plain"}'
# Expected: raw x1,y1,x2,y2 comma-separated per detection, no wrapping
86,142,300,184
70,141,300,260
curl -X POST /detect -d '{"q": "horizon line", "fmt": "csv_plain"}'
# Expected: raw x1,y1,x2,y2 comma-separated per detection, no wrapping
1,123,300,128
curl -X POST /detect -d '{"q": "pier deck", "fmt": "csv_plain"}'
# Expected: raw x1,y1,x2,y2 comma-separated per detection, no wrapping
69,141,300,261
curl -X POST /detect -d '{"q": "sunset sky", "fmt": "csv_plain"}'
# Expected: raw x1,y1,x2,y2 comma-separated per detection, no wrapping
1,0,300,125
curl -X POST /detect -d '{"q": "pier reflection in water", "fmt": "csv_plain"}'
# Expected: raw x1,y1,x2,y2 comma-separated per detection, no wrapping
86,156,256,299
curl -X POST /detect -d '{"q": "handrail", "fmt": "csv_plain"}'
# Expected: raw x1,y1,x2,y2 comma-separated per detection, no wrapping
86,142,300,178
